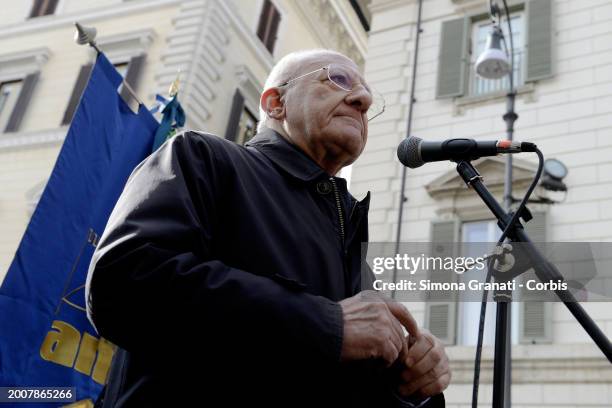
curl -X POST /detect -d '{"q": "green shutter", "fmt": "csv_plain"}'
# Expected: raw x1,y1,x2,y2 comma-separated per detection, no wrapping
425,220,459,345
436,17,469,99
525,0,553,81
519,211,553,343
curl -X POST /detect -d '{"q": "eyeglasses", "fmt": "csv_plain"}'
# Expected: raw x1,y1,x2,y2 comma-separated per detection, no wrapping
277,64,386,122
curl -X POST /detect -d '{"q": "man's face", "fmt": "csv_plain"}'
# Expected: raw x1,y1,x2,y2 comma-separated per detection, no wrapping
282,54,372,167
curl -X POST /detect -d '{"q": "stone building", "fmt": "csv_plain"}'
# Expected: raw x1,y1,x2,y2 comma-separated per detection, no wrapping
352,0,612,406
0,0,367,277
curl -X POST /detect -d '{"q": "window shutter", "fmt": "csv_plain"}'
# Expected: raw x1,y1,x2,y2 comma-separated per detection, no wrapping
29,0,44,17
518,211,552,343
119,55,146,104
5,72,40,133
436,17,469,99
525,0,553,82
425,220,459,345
265,6,281,53
29,0,59,18
257,0,272,40
225,90,245,142
257,0,281,53
61,63,93,126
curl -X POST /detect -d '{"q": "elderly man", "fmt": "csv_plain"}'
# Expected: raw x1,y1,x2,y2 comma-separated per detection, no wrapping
87,49,449,407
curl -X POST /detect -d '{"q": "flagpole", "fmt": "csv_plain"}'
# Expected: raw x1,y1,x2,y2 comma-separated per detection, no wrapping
74,22,144,106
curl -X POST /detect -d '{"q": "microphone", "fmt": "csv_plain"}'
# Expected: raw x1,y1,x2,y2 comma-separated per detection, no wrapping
397,136,537,168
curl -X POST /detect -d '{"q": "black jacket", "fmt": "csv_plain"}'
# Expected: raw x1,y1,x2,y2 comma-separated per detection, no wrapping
87,128,444,407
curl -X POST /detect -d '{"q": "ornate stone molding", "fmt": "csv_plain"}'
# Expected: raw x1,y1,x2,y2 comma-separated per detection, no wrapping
369,0,418,14
0,0,180,40
215,0,274,70
95,29,157,62
426,156,537,199
294,0,367,68
0,47,51,80
0,128,66,151
235,64,263,114
425,156,542,219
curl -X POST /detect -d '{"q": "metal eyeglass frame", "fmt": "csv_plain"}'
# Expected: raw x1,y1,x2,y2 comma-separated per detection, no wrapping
277,65,385,122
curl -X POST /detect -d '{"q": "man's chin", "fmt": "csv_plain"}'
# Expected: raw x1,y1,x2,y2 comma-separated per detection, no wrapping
329,136,363,161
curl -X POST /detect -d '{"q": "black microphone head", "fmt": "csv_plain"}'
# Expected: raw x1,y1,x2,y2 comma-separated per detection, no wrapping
397,136,424,168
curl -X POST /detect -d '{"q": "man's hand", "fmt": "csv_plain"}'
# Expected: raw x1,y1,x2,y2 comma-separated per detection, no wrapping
339,291,419,367
396,329,451,397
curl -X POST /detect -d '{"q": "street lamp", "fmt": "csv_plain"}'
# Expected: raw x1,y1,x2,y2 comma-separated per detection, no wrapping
475,26,511,80
474,2,517,407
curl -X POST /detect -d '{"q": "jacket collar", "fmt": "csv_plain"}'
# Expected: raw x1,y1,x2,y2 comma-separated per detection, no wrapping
245,128,327,183
246,128,370,213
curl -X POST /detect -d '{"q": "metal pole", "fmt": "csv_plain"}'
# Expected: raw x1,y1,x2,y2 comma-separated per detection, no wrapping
392,0,424,298
500,2,517,404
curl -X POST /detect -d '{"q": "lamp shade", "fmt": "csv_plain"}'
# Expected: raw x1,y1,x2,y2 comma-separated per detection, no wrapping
475,26,511,79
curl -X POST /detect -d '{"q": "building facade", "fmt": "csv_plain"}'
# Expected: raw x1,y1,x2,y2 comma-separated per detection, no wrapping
353,0,612,406
0,0,367,279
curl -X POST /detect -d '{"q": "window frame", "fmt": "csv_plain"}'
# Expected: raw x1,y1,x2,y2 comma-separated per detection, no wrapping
28,0,59,18
437,0,552,106
457,219,520,346
225,89,258,145
256,0,282,54
467,9,526,97
0,48,49,134
0,79,25,132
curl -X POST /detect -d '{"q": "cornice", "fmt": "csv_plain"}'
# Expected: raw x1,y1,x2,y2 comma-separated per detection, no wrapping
0,0,180,40
215,0,274,71
0,47,51,79
0,128,66,151
293,0,367,68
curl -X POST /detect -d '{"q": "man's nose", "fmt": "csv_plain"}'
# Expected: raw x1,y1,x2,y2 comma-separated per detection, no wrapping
345,84,373,114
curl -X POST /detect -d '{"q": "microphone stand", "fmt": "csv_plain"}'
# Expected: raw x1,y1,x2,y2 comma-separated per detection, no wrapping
456,160,612,408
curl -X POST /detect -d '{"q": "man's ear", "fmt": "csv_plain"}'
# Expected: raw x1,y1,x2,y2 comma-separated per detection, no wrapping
260,87,286,122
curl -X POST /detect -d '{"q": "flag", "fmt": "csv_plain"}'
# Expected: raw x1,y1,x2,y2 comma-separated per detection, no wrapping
0,52,159,406
151,94,185,151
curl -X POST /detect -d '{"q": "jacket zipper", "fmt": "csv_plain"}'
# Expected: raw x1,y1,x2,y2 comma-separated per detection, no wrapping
329,177,345,247
330,177,352,296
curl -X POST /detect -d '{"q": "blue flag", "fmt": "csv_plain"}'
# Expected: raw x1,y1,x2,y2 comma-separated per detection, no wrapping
0,53,159,406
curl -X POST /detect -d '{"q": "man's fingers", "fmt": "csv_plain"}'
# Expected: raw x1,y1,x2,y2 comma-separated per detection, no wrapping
417,372,451,397
386,308,408,358
404,332,434,369
398,363,450,397
402,348,448,383
381,333,401,367
385,301,419,338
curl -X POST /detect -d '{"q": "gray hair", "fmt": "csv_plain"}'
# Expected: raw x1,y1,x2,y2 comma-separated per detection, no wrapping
257,49,350,132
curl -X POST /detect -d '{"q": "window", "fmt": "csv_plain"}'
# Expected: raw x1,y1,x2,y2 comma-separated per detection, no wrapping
469,13,525,96
435,0,552,99
256,0,281,54
61,56,145,125
113,62,129,78
425,214,551,345
458,220,520,346
0,80,23,132
29,0,59,18
0,73,40,133
225,90,257,145
236,108,257,145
